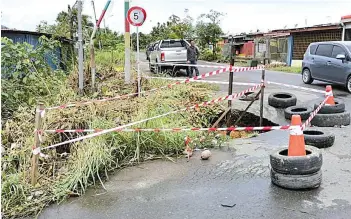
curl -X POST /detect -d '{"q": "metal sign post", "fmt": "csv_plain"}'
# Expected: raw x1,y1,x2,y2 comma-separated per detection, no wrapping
127,6,147,97
136,26,141,96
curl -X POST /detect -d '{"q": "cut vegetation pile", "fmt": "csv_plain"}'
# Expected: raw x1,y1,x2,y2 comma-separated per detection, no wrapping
1,37,226,218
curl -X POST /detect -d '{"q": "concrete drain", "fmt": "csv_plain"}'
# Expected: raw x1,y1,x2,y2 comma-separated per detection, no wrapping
239,92,259,101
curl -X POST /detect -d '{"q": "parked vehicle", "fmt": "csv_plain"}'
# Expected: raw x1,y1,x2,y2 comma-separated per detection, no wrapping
302,41,351,93
148,39,190,73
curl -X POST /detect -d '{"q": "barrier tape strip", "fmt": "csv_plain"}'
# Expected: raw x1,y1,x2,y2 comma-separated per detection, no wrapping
325,90,333,106
144,62,229,69
41,125,291,133
290,125,303,136
39,84,262,152
145,76,258,86
45,66,232,111
266,81,325,94
301,96,329,130
147,62,265,71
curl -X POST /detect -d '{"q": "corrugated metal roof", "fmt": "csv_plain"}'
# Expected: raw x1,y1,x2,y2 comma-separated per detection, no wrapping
271,23,341,33
1,29,72,43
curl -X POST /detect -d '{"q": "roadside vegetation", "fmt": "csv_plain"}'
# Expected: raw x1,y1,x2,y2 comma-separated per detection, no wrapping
0,7,265,218
265,65,302,74
0,32,229,218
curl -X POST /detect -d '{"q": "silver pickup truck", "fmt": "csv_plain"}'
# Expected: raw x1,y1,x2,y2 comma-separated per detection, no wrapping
148,39,190,73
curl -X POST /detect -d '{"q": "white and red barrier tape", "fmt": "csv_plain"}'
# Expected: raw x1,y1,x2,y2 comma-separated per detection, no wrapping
41,125,291,133
301,96,329,130
145,76,258,86
46,66,232,110
146,62,265,71
37,84,262,152
144,62,229,69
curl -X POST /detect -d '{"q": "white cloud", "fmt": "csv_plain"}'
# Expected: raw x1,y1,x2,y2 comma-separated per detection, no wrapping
1,0,351,35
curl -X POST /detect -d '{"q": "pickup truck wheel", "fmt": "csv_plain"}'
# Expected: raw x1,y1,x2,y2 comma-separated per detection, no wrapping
149,61,154,73
156,65,162,74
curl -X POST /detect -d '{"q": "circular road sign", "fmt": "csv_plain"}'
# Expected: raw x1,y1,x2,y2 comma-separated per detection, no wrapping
127,6,147,27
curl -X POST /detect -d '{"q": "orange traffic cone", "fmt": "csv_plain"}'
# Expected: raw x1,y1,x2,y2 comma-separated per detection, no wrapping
325,85,335,105
288,115,306,156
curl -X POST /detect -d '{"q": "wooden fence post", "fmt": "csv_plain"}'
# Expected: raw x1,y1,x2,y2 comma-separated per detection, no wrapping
31,103,44,186
259,69,266,126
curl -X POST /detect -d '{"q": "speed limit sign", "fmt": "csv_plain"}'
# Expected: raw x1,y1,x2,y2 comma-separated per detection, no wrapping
127,6,147,26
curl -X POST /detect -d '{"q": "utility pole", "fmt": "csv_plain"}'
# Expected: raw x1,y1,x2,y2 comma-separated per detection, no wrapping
91,0,98,23
124,0,131,84
77,0,84,93
91,0,102,49
68,4,75,69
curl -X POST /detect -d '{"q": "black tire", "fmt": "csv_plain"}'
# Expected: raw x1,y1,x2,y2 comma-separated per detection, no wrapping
313,98,345,114
156,64,162,74
270,146,322,175
346,75,351,93
149,61,154,73
303,130,335,148
311,111,350,127
284,106,313,120
302,68,314,84
270,168,322,190
268,92,297,108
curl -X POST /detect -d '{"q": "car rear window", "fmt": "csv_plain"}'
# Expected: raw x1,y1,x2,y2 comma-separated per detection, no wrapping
309,44,317,54
315,44,333,57
160,40,186,48
331,46,346,58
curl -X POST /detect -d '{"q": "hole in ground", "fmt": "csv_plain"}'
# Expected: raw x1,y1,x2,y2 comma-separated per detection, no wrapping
279,149,312,156
291,108,308,112
274,94,292,99
303,130,324,135
211,110,279,138
244,92,254,95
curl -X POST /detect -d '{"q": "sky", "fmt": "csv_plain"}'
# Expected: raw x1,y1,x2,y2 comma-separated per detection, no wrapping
1,0,351,35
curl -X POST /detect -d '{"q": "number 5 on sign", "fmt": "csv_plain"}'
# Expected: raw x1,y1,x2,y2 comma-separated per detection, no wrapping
127,6,147,27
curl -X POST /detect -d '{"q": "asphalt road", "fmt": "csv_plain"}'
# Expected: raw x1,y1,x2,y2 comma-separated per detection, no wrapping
138,53,350,97
38,55,351,219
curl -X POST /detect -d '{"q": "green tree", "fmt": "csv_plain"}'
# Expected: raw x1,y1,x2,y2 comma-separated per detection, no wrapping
36,9,94,41
196,10,224,53
95,28,124,49
148,12,194,43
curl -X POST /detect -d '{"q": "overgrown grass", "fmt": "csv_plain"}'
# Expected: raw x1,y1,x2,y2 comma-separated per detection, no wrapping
266,66,302,74
1,47,227,218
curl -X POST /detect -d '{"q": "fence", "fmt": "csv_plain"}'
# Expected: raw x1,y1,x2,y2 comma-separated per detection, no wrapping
30,62,328,185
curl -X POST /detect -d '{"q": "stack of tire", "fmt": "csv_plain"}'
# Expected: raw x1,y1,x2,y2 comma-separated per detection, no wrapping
268,92,314,121
268,92,339,148
270,146,323,190
311,98,351,127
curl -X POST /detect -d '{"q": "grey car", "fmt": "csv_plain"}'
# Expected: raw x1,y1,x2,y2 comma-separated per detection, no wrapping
302,41,351,93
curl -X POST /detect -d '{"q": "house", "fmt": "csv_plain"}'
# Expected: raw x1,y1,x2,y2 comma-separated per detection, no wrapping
341,15,351,41
268,23,342,66
1,29,73,70
221,32,263,58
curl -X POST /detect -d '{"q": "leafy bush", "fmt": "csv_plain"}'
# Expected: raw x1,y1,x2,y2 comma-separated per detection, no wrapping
199,48,222,61
1,36,68,119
